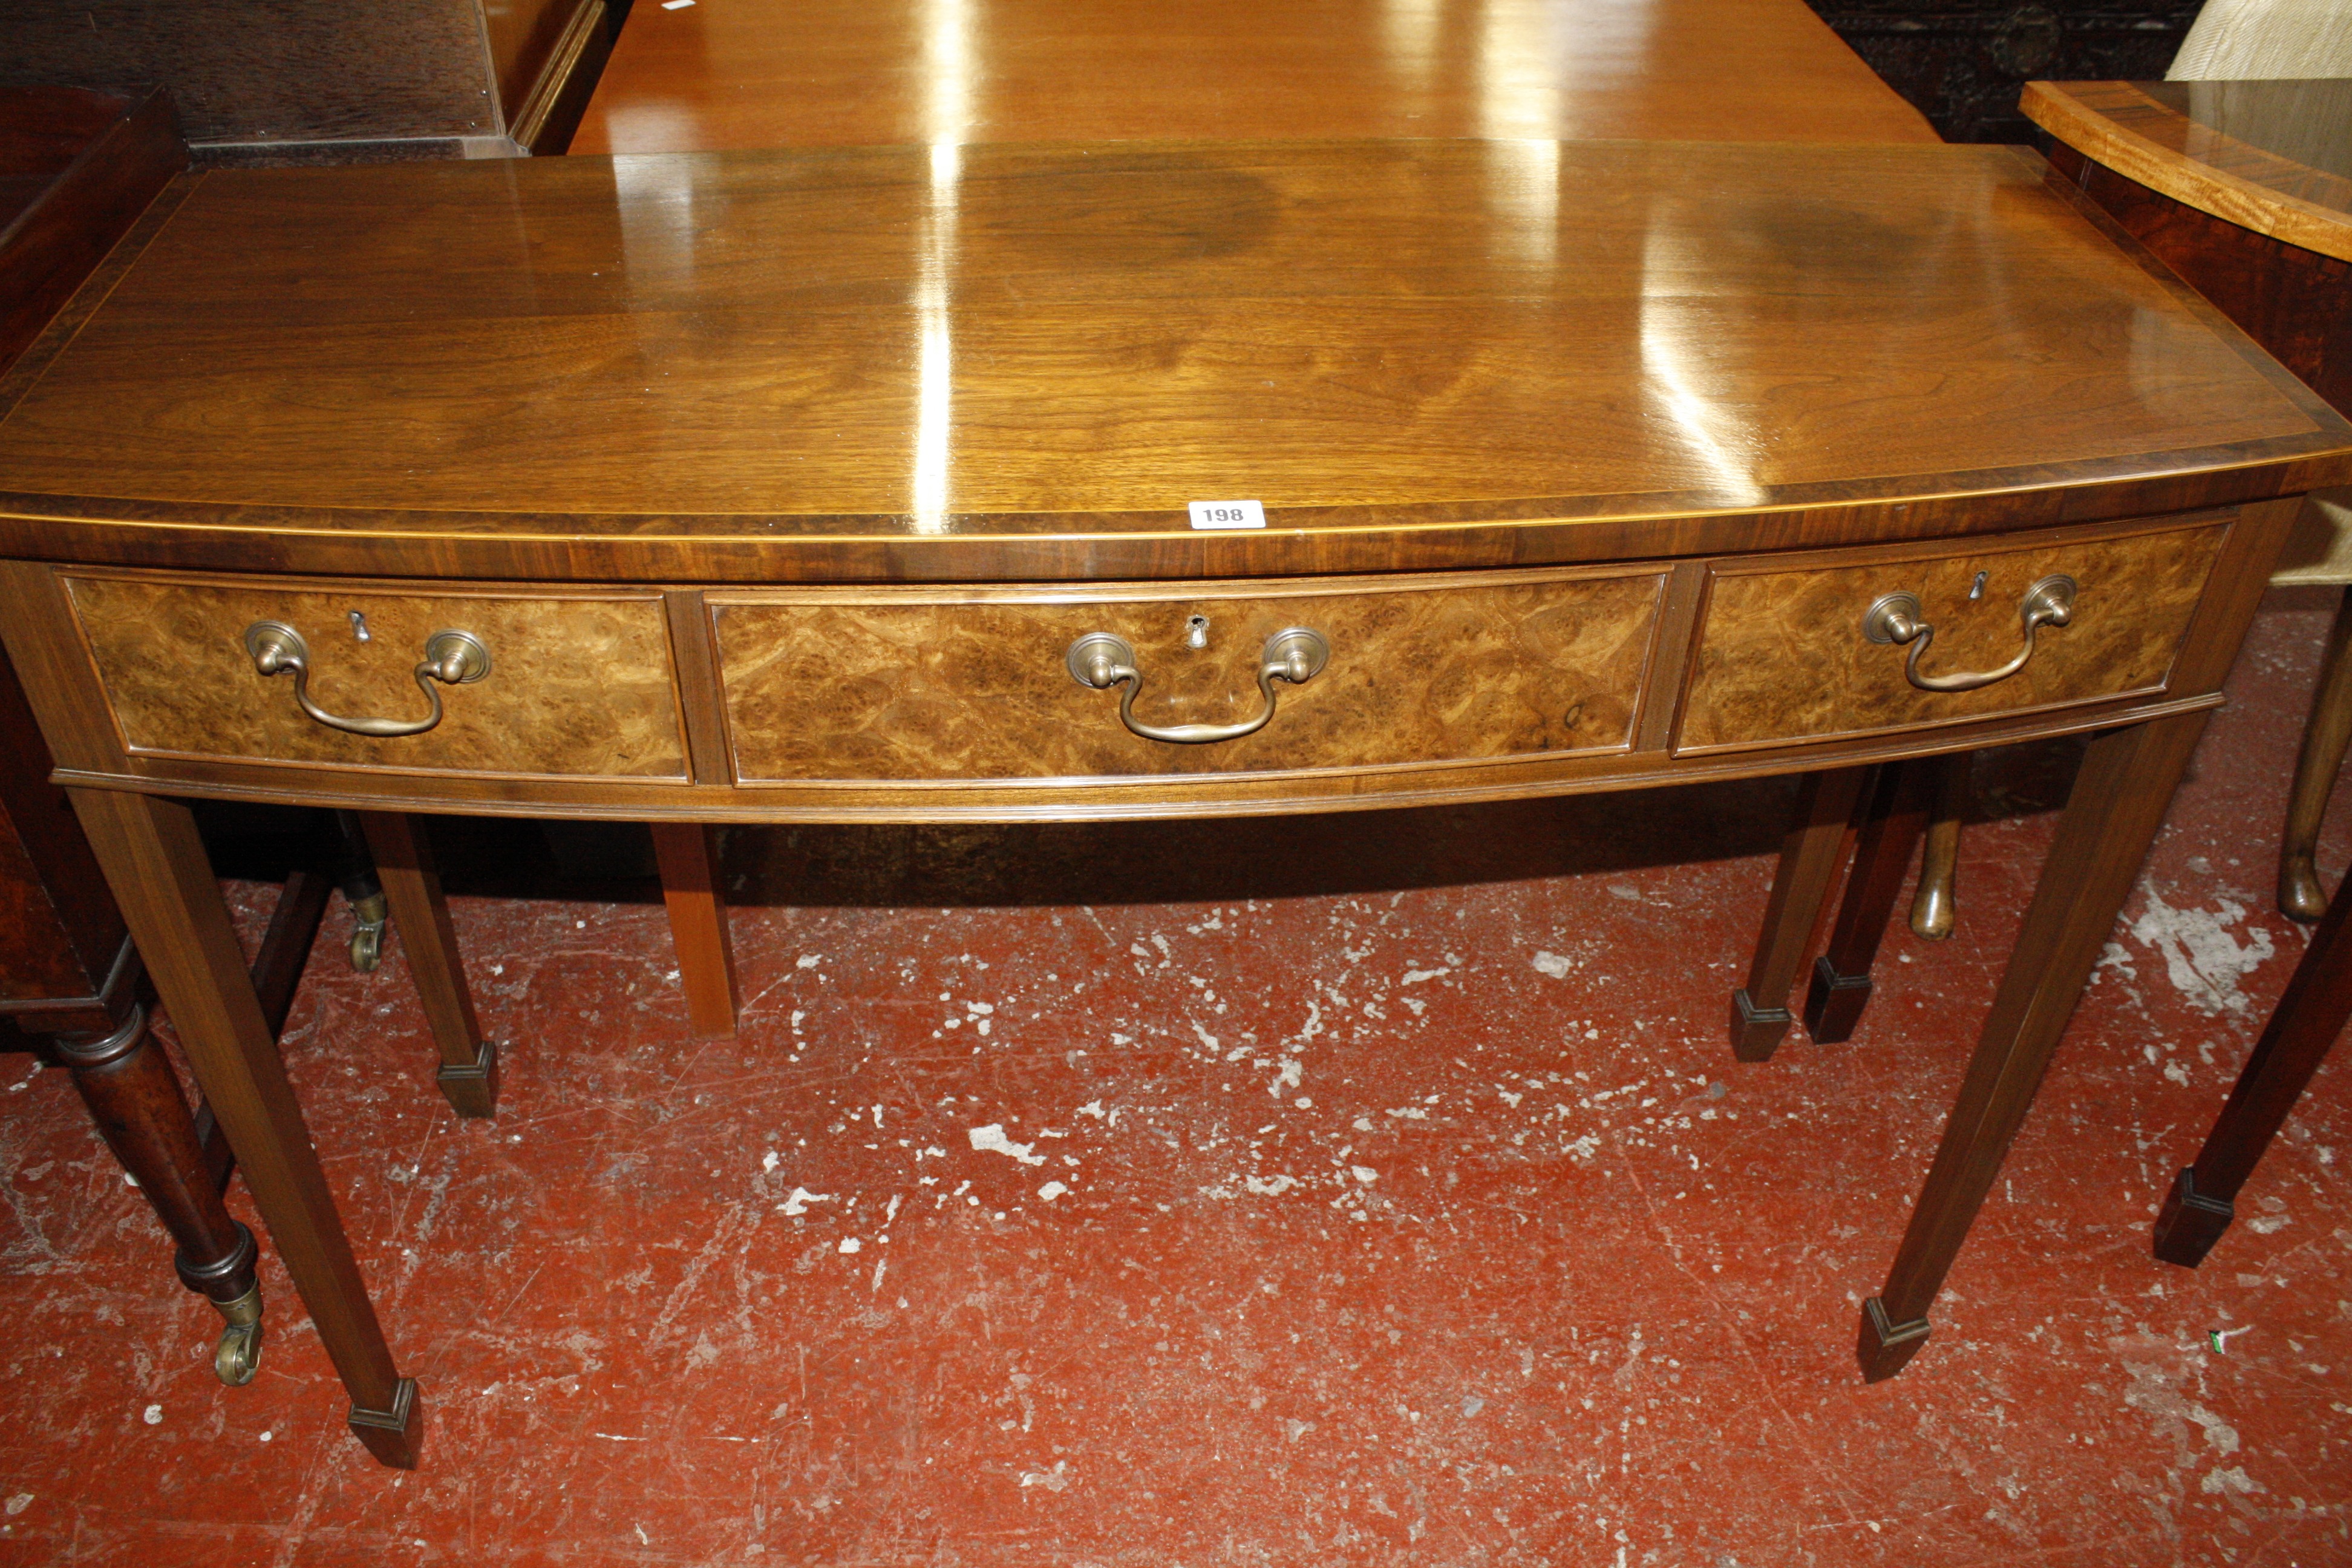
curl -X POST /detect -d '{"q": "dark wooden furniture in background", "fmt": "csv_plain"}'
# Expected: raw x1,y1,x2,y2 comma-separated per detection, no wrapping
1902,80,2352,933
0,0,618,162
2025,79,2351,420
0,137,2344,1465
2029,83,2352,924
1794,77,2352,1270
0,83,312,1386
0,86,183,370
1803,0,2197,143
2154,852,2352,1266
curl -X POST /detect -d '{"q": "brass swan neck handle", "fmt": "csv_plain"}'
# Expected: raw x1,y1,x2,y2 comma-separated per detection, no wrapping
244,621,491,737
1862,575,2076,694
1067,627,1329,744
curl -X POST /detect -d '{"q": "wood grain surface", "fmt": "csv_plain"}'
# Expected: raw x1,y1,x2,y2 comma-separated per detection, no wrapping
63,575,690,779
0,139,2342,589
1676,518,2228,753
572,0,1936,153
2022,80,2352,264
713,570,1661,782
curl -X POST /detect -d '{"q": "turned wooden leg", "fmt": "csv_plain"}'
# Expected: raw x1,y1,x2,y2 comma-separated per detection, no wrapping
359,811,498,1118
50,1001,265,1385
1909,751,1970,941
2156,855,2352,1267
1806,762,1932,1044
1861,713,2207,1382
331,810,390,972
650,822,740,1040
1731,766,1870,1062
71,789,419,1466
2279,586,2352,922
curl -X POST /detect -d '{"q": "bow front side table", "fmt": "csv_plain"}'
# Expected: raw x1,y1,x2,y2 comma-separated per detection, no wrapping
0,137,2345,1466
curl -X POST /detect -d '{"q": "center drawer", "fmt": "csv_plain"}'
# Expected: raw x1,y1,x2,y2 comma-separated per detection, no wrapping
710,569,1665,782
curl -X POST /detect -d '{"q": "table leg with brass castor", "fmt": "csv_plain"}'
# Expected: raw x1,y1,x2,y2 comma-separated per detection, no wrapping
1731,766,1869,1062
71,789,422,1467
359,811,500,1120
331,811,390,970
50,1001,266,1384
1805,762,1932,1044
1861,713,2208,1382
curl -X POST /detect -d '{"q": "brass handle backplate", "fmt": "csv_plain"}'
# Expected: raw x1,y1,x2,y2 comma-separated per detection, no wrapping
1066,627,1329,743
244,621,491,737
1861,574,2076,693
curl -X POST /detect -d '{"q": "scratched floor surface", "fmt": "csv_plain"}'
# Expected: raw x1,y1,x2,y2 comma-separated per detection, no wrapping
2,587,2349,1567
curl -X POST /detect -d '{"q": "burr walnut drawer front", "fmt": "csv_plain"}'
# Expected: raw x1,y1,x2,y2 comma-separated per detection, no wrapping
62,574,692,779
709,569,1666,783
1673,517,2232,755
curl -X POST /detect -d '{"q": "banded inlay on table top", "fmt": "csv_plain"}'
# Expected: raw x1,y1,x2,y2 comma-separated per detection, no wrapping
0,139,2343,585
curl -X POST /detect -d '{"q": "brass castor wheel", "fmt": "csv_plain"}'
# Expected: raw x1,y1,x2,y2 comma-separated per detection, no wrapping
211,1283,264,1386
348,892,388,972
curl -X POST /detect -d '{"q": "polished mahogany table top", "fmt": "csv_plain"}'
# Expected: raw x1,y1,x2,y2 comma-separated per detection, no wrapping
2022,79,2352,263
0,139,2339,588
572,0,1938,153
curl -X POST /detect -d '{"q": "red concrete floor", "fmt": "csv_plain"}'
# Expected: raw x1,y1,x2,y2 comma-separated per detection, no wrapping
3,590,2351,1568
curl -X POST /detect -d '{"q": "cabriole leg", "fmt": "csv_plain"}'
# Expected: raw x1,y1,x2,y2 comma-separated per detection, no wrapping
1909,751,1970,940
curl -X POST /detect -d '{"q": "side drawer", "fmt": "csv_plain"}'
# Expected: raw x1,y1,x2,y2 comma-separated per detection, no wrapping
64,573,691,779
711,568,1665,783
1673,515,2231,754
